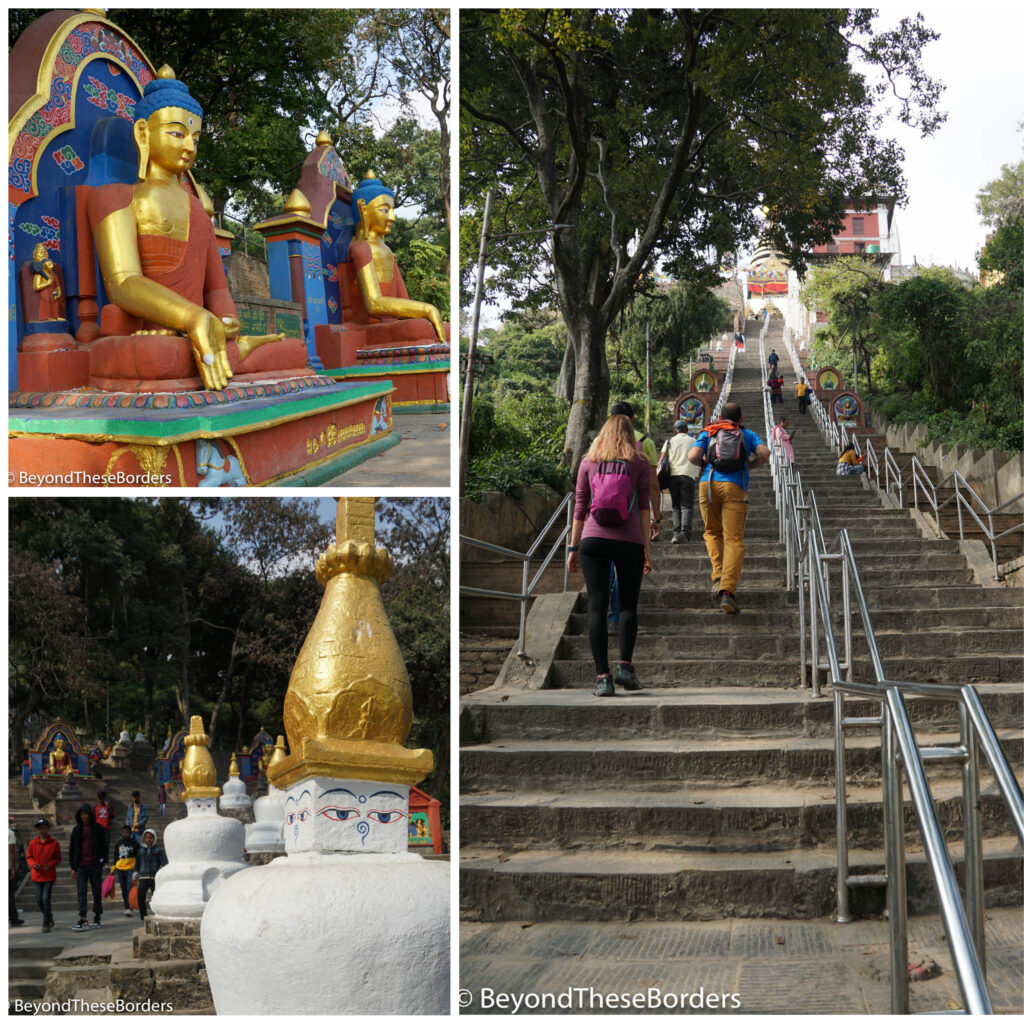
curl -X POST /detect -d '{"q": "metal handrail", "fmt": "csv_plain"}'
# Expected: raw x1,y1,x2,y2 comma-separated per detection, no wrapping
460,492,575,657
757,325,1022,1014
868,449,1023,579
711,333,740,420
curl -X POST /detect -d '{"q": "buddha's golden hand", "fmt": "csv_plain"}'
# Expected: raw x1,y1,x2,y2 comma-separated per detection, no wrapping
426,306,446,342
186,309,234,391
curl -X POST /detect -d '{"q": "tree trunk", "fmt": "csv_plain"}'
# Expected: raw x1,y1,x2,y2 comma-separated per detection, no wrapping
207,636,239,742
561,315,611,477
176,588,191,723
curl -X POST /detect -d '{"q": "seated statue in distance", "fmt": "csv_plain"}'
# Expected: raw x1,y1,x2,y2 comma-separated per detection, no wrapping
86,67,292,391
49,737,74,775
347,175,446,342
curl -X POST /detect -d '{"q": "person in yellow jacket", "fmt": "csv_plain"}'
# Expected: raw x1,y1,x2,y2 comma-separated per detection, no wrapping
837,444,866,476
111,825,139,916
796,377,811,414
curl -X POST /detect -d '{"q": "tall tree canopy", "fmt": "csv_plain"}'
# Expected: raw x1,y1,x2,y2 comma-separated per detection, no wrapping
461,8,944,471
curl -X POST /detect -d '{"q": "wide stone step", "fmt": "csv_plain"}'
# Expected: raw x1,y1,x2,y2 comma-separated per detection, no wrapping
645,550,968,571
459,836,1024,922
459,731,1024,790
558,625,1021,662
640,568,977,588
576,604,1024,633
549,652,1023,687
461,779,1017,852
461,687,1023,742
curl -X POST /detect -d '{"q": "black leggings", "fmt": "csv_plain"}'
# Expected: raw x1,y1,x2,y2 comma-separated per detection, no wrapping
579,537,645,675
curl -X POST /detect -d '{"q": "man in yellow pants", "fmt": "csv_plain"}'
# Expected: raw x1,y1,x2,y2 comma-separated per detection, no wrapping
688,402,769,613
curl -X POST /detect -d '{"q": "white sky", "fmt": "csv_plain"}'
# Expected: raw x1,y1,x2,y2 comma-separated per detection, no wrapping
880,3,1024,271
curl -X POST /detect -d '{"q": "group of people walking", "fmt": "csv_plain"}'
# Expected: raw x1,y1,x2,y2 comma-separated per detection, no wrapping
14,788,167,933
568,399,768,696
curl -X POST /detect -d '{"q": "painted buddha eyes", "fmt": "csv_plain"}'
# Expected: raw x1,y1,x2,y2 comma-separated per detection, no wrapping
367,809,405,824
285,808,311,826
316,806,406,825
319,806,358,822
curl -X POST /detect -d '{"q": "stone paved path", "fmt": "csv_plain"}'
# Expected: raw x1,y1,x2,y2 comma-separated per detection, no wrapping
460,905,1024,1015
324,412,450,486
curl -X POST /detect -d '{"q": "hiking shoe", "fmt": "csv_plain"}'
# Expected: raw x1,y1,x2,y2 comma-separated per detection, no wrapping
92,918,102,928
10,918,24,927
73,919,89,931
124,909,133,917
42,921,51,933
711,579,721,603
595,676,615,697
615,664,643,691
607,618,619,635
720,592,740,614
670,532,681,544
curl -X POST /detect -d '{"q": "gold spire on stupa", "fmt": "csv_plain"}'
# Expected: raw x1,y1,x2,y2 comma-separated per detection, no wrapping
181,715,220,800
228,753,241,778
315,129,333,147
268,497,433,790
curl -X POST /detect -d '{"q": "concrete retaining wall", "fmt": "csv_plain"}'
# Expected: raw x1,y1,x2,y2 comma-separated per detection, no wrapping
460,485,567,559
872,409,1023,513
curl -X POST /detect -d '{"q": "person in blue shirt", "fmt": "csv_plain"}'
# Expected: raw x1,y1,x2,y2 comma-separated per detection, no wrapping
687,402,769,614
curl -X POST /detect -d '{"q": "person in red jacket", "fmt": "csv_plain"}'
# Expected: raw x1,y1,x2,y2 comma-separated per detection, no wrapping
26,818,61,933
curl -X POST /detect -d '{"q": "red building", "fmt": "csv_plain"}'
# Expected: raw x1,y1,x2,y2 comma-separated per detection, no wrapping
811,196,901,266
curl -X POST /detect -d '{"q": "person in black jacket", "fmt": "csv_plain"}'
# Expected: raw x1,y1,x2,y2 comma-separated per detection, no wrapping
135,828,168,921
69,803,106,930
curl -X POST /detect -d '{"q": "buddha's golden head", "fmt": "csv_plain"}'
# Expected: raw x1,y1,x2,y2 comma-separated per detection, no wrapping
133,66,204,181
352,175,396,239
32,243,49,262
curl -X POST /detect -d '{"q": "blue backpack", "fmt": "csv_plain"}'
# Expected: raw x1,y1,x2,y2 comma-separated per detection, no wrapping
590,461,637,527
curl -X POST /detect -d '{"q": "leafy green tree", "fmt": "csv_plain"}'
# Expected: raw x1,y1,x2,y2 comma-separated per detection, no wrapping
462,8,945,472
976,158,1024,229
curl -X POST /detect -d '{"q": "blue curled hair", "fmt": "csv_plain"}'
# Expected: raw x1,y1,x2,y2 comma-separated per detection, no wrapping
135,77,204,123
351,178,394,223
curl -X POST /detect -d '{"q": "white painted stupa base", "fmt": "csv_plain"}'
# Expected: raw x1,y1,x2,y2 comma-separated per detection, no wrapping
149,803,247,918
201,851,449,1014
243,789,285,853
219,775,252,811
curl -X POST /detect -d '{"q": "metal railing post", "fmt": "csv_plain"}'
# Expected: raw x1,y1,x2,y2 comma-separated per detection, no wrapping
834,687,852,922
883,706,909,1014
960,702,986,979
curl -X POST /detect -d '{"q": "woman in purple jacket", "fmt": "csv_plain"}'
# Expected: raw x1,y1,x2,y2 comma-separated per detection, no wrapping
567,414,653,696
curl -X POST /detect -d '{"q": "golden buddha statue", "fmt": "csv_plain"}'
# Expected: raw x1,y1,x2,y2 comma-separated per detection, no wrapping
347,175,445,343
29,244,64,321
49,737,74,775
85,66,301,392
257,741,274,776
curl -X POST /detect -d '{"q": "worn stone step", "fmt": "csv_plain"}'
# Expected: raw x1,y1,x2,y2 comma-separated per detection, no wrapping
459,731,1024,791
558,626,1020,662
460,687,1022,743
549,652,1023,688
640,568,978,588
459,836,1024,922
461,780,1017,852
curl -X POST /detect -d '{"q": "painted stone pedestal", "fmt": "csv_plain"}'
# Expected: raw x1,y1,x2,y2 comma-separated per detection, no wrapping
201,851,448,1014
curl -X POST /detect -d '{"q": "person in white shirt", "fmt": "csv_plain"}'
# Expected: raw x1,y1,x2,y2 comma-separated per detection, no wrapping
661,419,703,543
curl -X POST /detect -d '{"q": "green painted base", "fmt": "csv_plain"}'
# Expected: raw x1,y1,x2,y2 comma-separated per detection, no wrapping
269,431,401,486
394,402,450,414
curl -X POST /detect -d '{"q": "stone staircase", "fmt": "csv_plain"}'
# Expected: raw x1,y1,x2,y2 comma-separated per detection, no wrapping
8,767,185,1009
460,336,1023,957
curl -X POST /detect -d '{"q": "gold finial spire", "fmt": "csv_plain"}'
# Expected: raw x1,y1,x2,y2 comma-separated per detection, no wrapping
269,498,432,790
315,130,333,147
283,188,311,217
363,170,376,180
228,752,240,778
156,64,176,80
181,715,220,799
